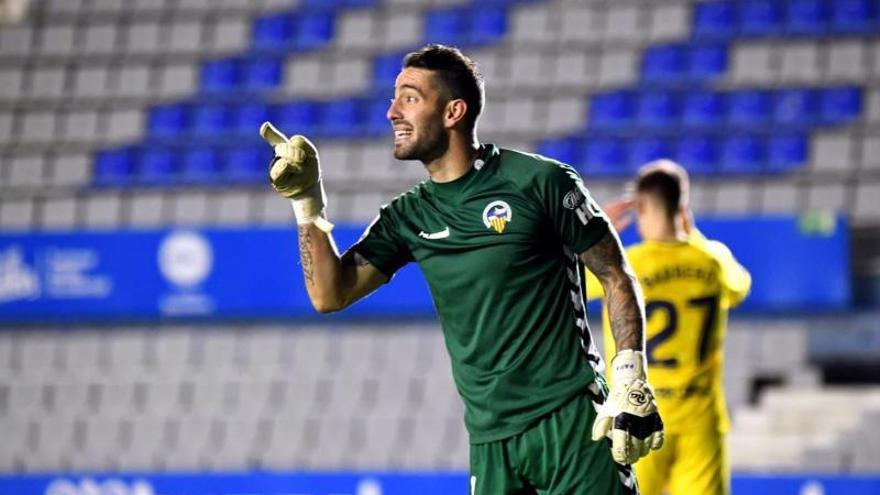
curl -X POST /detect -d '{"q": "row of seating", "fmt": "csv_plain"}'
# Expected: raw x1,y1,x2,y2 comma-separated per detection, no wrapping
692,0,880,39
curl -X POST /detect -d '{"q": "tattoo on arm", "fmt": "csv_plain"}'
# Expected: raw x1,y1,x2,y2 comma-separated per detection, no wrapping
299,228,315,287
581,231,645,352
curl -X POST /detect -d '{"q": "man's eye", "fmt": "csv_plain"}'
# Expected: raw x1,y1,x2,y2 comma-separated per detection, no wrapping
405,96,417,103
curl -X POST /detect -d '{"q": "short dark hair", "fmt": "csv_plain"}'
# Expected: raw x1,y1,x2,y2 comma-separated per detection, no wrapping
403,44,484,131
636,160,689,218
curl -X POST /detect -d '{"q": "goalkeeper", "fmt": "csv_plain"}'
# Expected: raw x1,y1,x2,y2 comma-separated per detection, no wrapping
587,160,751,495
261,44,663,494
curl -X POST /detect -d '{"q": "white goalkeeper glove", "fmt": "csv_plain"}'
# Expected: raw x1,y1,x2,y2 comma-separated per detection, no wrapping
259,121,334,233
591,350,664,464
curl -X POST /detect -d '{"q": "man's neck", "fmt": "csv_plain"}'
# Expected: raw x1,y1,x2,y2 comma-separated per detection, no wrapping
645,218,688,243
425,133,480,183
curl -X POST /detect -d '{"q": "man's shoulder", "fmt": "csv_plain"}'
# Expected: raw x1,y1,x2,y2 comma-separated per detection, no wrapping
495,146,579,186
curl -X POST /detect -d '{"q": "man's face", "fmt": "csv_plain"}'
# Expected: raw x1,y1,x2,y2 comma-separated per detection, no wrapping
387,68,449,162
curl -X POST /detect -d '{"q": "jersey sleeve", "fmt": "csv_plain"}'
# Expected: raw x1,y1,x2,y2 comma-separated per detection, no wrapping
351,205,413,280
691,229,751,308
536,163,611,255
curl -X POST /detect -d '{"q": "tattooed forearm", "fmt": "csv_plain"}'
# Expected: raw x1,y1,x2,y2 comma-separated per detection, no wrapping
299,227,315,287
581,231,645,352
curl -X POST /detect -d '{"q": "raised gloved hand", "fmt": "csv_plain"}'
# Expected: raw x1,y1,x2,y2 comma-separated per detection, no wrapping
259,121,333,233
591,350,664,464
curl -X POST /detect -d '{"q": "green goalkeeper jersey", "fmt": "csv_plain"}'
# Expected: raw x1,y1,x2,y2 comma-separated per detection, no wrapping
353,144,610,443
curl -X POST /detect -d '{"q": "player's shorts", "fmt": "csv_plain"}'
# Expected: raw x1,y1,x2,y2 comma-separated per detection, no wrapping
634,423,728,495
469,390,638,495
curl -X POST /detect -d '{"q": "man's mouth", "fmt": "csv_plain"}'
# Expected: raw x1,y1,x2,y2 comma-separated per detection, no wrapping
394,128,413,143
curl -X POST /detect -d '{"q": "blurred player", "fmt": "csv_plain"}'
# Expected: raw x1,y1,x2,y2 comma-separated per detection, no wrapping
588,160,751,495
260,44,663,493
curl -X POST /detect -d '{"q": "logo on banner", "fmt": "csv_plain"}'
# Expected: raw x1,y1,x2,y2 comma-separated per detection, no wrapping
158,231,213,288
482,200,513,234
0,246,39,303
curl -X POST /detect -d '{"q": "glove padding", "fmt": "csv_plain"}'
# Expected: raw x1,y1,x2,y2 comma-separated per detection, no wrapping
591,350,664,464
259,121,333,232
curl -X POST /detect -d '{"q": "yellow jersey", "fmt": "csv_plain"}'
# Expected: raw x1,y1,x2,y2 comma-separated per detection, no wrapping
587,233,750,433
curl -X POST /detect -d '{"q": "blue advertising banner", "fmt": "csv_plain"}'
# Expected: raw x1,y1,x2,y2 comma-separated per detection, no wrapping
0,215,850,323
0,472,877,495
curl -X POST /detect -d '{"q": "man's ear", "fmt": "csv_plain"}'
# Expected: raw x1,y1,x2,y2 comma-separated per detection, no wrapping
444,99,468,129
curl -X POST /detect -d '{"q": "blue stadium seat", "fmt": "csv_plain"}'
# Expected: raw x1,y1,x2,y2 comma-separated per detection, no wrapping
425,8,467,46
774,89,819,126
148,103,189,138
201,57,242,94
728,90,772,128
641,44,686,84
242,56,283,92
693,1,737,39
767,133,807,173
93,147,136,186
820,86,862,125
233,102,272,137
364,98,390,136
470,6,507,45
675,135,720,175
582,138,629,176
688,43,728,81
682,91,726,130
720,135,765,173
318,99,363,137
589,91,635,130
225,145,268,183
271,102,318,133
295,11,335,50
830,0,877,33
190,103,231,137
252,11,296,49
740,0,785,36
629,137,674,170
373,52,405,91
786,0,828,35
181,148,222,183
635,91,681,129
536,137,580,166
137,148,177,185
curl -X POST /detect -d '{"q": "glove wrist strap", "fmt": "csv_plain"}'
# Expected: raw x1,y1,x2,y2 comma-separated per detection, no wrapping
611,349,647,383
290,182,334,233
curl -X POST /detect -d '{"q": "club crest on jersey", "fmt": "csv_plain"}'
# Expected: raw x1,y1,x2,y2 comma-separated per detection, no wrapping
482,200,512,234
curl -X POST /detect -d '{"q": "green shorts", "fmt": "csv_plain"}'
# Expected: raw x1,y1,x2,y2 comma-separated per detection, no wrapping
469,391,639,495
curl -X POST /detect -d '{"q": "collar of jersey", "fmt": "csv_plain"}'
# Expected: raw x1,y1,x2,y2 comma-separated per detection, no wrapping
425,143,499,203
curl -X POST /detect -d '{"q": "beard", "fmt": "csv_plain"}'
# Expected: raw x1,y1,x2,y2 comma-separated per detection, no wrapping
393,118,449,163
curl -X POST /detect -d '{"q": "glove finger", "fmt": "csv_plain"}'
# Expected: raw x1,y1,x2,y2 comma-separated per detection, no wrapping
636,437,650,460
270,158,301,182
650,430,665,450
611,429,629,464
260,121,288,146
591,416,612,442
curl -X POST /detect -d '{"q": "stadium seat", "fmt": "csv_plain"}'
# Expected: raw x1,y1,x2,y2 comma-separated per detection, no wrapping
93,147,136,186
536,137,580,166
295,11,335,51
641,44,686,84
318,99,363,137
137,148,177,185
233,102,272,137
720,135,765,174
767,133,807,173
786,0,828,35
190,103,231,137
682,91,726,130
675,135,720,175
242,56,283,93
148,103,190,138
589,90,635,130
728,90,772,128
372,52,406,91
740,0,785,36
635,91,681,129
820,87,862,125
252,11,296,49
582,137,629,176
692,1,737,39
271,102,318,133
629,137,674,170
830,0,878,33
773,89,819,127
688,43,728,81
225,145,267,183
470,6,508,45
181,148,222,184
364,98,390,136
425,8,466,46
201,57,242,94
